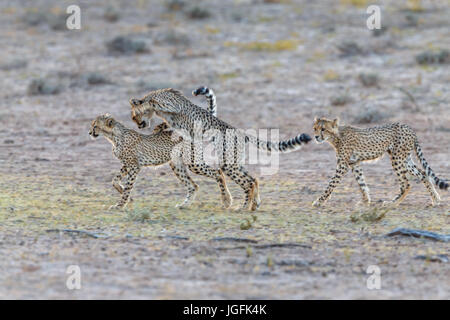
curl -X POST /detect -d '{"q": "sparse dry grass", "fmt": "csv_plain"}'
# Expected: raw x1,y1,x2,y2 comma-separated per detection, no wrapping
1,173,447,243
340,0,368,8
224,39,300,52
1,0,449,300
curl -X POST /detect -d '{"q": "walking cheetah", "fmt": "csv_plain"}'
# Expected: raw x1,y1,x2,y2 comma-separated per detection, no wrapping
312,117,448,207
129,88,312,211
89,114,231,209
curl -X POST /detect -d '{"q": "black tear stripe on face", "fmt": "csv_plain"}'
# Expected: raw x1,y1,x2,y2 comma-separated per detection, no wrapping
138,120,147,129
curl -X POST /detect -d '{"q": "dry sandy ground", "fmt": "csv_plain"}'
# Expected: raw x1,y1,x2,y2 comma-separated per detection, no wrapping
0,0,449,299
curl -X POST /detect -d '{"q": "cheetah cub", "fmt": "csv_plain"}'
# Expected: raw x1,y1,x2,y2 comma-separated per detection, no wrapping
89,114,231,209
312,117,448,207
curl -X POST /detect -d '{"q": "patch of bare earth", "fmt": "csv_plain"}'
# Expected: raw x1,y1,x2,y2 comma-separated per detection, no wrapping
0,0,448,299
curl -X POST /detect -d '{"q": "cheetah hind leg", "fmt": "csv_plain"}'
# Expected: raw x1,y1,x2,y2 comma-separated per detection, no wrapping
406,157,440,206
242,179,260,211
186,164,232,209
221,165,258,211
218,168,233,209
250,178,261,211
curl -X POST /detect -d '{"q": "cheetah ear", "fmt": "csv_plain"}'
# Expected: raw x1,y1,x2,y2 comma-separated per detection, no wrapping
129,98,142,107
332,118,339,126
106,118,115,128
314,116,319,123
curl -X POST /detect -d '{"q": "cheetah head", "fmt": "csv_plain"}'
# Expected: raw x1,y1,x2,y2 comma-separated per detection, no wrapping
89,114,116,139
129,98,155,129
313,117,339,144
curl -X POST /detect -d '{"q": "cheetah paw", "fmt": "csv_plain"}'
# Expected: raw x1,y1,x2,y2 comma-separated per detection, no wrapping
356,200,371,207
312,199,322,208
427,200,440,208
175,202,189,209
382,200,398,207
250,199,261,211
222,196,233,209
232,207,244,213
109,203,125,210
250,193,261,211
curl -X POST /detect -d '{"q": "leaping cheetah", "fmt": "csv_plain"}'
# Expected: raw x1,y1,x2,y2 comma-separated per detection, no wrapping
129,88,312,211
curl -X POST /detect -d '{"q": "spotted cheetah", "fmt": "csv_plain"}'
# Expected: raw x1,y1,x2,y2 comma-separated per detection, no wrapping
129,88,312,211
89,114,231,209
312,117,448,207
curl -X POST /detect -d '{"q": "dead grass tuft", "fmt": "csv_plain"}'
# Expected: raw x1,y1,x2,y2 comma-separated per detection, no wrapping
353,105,388,124
350,207,389,223
330,93,352,106
104,6,120,23
27,79,61,95
358,73,379,87
416,50,449,65
186,6,211,20
105,36,148,55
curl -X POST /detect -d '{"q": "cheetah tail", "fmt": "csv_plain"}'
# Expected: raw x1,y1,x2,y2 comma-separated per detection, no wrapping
415,140,448,190
245,133,312,153
192,86,217,117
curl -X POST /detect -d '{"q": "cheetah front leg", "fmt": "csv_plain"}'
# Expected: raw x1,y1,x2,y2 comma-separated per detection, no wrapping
112,166,127,194
152,122,170,134
169,160,199,208
112,166,135,202
352,164,371,205
110,164,140,210
313,160,349,207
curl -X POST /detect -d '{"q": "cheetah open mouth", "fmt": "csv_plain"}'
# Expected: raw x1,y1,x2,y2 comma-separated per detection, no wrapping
137,120,148,129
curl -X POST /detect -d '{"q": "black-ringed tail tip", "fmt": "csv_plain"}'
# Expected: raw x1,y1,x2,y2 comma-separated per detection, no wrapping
300,133,312,143
192,86,209,96
243,131,312,153
277,133,312,152
438,180,448,190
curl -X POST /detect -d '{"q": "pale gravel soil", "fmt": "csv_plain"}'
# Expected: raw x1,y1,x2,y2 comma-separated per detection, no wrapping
0,0,449,299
